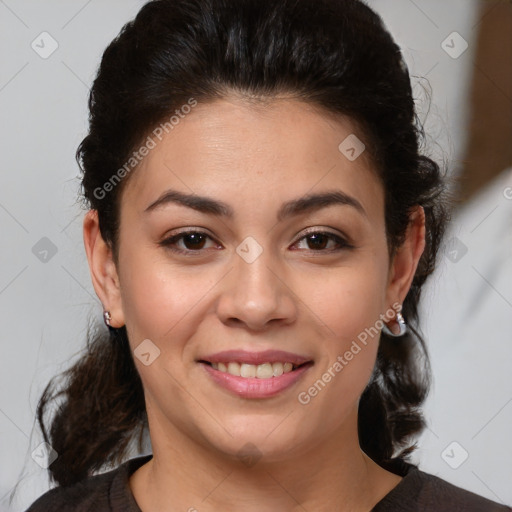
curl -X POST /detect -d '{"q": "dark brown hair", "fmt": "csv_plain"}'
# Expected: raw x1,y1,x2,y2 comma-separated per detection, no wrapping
36,0,450,487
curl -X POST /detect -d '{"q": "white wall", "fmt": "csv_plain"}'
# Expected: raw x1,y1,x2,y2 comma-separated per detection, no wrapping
372,1,512,505
1,1,510,510
0,2,147,510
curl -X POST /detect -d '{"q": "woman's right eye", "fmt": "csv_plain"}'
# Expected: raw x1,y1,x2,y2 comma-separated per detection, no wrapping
159,230,218,254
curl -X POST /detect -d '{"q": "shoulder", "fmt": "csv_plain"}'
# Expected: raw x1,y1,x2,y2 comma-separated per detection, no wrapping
376,463,512,511
412,469,511,511
25,455,152,512
25,470,114,512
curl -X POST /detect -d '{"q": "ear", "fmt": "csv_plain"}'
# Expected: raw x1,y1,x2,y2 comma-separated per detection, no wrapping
83,210,125,328
384,205,426,316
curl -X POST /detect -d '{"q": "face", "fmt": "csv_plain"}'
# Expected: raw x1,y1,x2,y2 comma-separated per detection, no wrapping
88,96,421,465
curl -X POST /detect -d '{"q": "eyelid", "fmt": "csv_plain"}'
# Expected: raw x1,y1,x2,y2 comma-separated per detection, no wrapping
295,226,351,243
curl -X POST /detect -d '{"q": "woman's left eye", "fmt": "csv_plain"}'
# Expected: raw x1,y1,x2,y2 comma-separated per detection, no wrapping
159,230,351,254
292,231,351,252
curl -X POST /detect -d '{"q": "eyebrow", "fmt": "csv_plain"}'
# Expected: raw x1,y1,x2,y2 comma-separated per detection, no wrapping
144,188,367,220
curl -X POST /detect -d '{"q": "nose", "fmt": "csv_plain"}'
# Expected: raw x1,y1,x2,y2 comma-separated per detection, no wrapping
215,246,298,331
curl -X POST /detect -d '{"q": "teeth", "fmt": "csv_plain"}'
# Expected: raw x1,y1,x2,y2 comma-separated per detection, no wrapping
227,362,240,376
210,361,297,378
256,363,273,379
240,363,256,378
273,362,284,377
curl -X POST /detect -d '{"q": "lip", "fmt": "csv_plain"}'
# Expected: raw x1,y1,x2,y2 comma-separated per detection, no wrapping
198,349,311,366
199,360,314,399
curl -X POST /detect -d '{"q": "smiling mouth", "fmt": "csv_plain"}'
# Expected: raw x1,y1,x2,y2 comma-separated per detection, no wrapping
198,360,311,379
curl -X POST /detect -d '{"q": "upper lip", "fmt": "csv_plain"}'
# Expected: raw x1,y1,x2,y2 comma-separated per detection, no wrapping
198,349,312,366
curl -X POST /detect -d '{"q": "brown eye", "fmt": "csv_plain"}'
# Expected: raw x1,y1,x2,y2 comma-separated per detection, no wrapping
293,231,352,252
305,233,330,250
179,232,207,250
159,230,217,254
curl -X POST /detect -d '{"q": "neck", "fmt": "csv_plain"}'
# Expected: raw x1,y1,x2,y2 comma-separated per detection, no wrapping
129,408,402,512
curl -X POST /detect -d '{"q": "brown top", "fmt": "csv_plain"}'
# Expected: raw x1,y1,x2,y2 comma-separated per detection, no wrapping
26,455,511,511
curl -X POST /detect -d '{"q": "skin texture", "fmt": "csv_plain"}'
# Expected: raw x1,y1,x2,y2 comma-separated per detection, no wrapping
83,96,425,511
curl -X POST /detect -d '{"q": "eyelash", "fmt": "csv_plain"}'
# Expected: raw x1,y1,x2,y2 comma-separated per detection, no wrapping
159,229,353,255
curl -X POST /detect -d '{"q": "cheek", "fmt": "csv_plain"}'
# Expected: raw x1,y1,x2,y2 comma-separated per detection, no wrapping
118,247,213,347
294,276,383,432
293,256,388,406
299,261,387,346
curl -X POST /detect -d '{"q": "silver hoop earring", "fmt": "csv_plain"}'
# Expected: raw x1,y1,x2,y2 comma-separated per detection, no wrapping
382,311,407,337
103,310,112,327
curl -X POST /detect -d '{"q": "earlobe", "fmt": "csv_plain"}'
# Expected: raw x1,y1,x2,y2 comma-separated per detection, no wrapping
385,205,426,310
83,210,125,328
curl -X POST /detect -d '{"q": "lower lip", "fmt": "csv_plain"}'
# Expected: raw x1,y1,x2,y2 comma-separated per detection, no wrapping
201,363,313,399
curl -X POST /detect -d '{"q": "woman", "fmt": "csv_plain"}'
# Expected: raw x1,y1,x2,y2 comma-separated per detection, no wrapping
26,0,511,510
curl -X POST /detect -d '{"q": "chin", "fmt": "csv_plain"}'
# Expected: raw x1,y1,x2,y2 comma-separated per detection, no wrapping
196,416,314,467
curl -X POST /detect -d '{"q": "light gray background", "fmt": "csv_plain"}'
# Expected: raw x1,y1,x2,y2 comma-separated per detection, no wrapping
1,0,511,510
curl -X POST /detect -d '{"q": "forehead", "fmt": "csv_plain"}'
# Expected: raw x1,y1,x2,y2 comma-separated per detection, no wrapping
120,96,383,220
